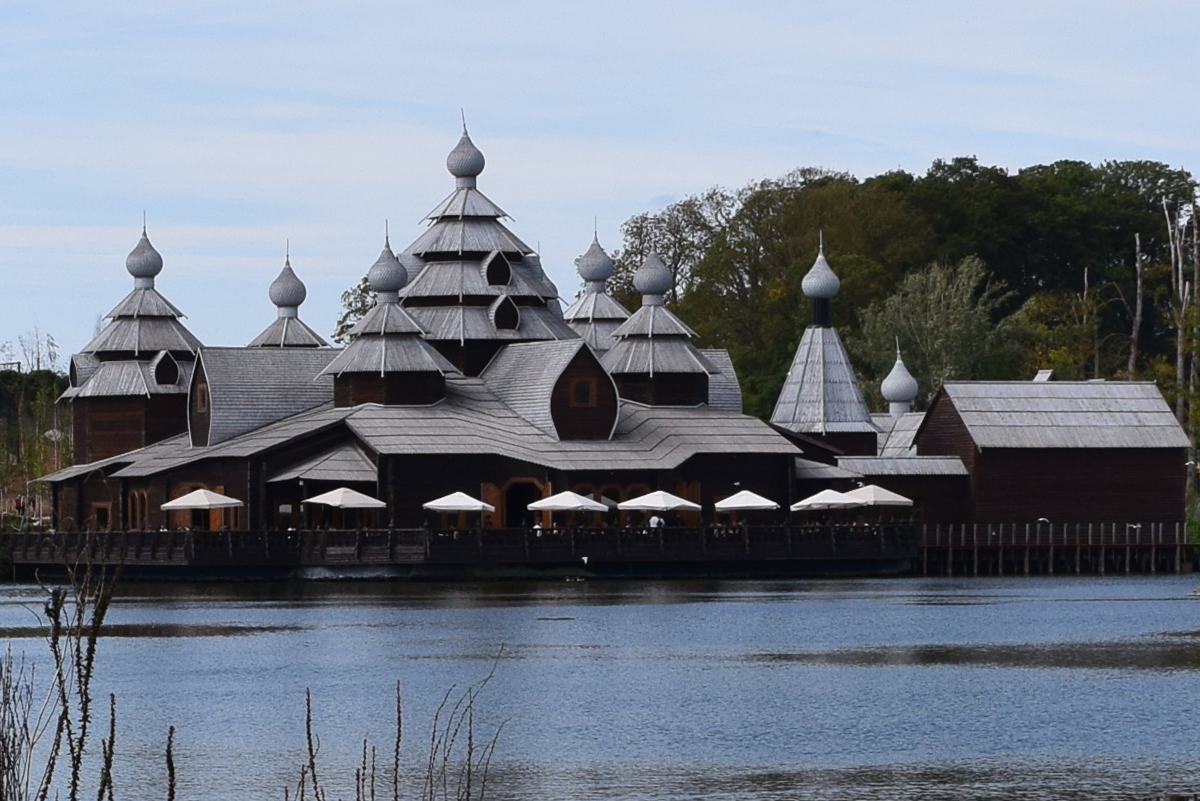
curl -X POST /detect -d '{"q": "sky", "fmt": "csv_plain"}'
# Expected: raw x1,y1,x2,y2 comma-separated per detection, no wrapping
2,0,1199,365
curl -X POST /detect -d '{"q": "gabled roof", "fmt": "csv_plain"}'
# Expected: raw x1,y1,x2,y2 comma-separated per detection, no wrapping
267,442,378,484
927,381,1191,449
770,326,877,435
198,348,336,445
699,349,742,413
482,340,613,439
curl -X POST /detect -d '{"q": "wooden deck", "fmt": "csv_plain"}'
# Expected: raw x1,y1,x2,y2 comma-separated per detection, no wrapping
5,524,917,578
7,522,1193,579
917,522,1195,576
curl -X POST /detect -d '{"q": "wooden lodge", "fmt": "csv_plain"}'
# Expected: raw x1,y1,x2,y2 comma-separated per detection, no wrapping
30,130,1194,580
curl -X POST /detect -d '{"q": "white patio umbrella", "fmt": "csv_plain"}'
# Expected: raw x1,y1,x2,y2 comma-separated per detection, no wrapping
161,489,244,510
845,484,913,507
302,487,387,509
789,489,867,512
618,490,702,512
528,491,609,512
714,489,780,512
422,491,495,513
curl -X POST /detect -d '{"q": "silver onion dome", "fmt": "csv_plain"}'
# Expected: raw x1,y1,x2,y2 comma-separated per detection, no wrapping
268,257,307,309
446,131,486,181
633,252,672,300
368,238,408,298
576,236,615,283
881,346,919,404
126,227,164,285
801,246,840,300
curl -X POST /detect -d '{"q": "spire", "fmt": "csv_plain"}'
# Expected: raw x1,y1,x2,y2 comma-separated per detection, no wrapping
446,127,486,189
633,252,672,307
248,253,327,347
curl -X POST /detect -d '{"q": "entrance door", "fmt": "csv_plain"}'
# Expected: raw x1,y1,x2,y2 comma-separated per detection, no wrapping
505,483,541,528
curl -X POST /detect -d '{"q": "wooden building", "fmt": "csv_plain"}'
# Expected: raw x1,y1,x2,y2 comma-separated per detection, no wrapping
44,131,800,534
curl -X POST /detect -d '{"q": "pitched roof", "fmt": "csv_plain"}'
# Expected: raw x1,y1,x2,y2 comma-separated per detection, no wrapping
90,374,798,480
81,316,203,355
267,442,378,484
770,326,877,435
482,340,611,439
198,348,337,445
878,412,924,456
931,381,1191,449
700,349,743,413
838,455,969,476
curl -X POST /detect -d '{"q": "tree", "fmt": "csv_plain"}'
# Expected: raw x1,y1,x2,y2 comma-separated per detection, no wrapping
847,257,1025,408
332,276,372,345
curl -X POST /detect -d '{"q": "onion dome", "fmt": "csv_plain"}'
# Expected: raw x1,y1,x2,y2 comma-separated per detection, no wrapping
368,237,408,301
633,252,672,304
576,236,615,283
447,130,485,188
882,342,919,417
268,257,307,311
126,227,164,287
801,245,840,300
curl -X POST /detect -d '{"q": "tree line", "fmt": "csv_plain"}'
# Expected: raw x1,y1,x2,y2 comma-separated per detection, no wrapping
605,157,1199,435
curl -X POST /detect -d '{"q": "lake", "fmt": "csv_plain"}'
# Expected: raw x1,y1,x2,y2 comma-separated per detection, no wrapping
2,575,1199,800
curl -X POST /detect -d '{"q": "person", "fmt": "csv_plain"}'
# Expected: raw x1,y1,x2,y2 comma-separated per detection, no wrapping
649,513,663,529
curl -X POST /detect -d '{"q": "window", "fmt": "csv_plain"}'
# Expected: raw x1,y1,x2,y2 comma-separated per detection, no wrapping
193,382,209,414
570,378,597,408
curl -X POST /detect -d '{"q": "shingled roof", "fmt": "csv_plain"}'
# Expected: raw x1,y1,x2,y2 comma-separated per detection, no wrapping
926,381,1191,449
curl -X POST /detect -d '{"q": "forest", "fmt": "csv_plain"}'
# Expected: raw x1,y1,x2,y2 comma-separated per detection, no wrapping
604,157,1200,435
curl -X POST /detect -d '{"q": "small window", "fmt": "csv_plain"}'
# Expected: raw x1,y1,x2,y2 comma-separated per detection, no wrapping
570,378,596,408
193,383,209,414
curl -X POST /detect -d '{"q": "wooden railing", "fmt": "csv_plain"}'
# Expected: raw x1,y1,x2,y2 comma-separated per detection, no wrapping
4,524,918,572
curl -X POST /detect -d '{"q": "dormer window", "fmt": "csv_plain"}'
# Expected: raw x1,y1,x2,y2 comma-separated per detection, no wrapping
152,351,179,385
570,378,597,408
489,296,520,331
483,251,512,286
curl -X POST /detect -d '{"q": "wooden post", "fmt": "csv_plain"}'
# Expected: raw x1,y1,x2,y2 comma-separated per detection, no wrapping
1023,523,1030,576
972,524,979,577
1047,523,1054,575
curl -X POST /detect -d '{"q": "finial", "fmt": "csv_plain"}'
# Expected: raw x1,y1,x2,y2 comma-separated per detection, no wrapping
461,108,467,134
895,336,902,357
819,230,824,253
142,210,147,232
286,238,290,260
594,217,598,238
385,219,390,248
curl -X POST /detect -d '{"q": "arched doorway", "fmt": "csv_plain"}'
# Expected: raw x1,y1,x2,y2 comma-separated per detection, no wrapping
505,482,542,528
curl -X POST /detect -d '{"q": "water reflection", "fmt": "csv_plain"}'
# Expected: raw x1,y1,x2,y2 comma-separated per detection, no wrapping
3,576,1200,800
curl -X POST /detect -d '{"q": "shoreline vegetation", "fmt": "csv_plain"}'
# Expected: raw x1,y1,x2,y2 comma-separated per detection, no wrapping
0,537,502,801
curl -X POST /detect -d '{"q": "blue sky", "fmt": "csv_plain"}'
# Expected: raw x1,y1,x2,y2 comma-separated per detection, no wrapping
2,1,1198,362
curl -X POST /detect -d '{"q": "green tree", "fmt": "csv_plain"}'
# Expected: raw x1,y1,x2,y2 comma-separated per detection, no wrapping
847,257,1026,408
332,275,372,345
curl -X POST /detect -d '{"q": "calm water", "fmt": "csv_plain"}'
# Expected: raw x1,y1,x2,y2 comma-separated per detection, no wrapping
3,576,1200,800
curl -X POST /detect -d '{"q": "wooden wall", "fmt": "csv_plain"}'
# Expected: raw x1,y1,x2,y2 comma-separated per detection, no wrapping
550,350,618,440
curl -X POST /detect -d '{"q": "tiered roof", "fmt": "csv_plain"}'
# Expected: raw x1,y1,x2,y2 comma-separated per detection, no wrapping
600,253,714,377
320,237,457,378
399,129,578,349
562,235,631,353
63,228,201,400
247,256,329,347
